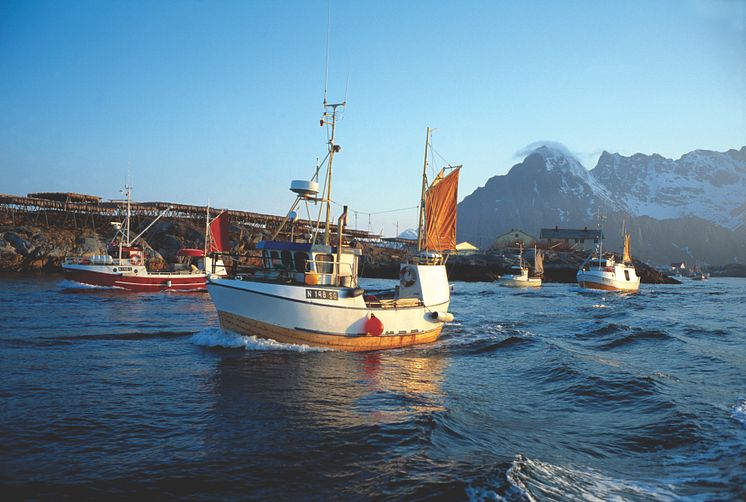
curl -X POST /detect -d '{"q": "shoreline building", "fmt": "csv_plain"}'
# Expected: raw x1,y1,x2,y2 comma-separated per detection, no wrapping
540,227,601,251
491,229,537,249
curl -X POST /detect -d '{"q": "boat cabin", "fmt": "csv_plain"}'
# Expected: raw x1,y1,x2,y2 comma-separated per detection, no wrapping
590,258,610,267
255,241,361,287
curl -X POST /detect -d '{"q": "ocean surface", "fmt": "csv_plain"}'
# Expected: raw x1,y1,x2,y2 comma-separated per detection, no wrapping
1,272,745,501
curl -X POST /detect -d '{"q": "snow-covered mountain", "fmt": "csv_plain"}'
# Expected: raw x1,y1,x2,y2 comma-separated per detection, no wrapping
592,147,746,231
398,228,419,240
457,145,746,264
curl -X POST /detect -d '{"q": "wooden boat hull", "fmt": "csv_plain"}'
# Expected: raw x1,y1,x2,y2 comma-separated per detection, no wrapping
218,310,443,352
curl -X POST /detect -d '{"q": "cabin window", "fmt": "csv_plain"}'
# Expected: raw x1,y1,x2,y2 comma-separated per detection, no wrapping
624,270,630,281
270,250,281,268
262,250,271,268
316,254,334,275
281,250,293,269
294,252,308,273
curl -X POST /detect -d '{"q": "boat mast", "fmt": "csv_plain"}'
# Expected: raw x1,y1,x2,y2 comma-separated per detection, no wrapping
125,184,132,246
597,214,605,270
204,202,210,259
417,127,430,251
118,184,132,262
519,242,524,270
321,99,344,246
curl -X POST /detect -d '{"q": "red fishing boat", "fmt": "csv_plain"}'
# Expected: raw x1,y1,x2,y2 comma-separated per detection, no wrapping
62,186,229,291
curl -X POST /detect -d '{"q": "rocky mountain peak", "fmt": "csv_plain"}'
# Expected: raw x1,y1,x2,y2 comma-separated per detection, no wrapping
457,143,746,263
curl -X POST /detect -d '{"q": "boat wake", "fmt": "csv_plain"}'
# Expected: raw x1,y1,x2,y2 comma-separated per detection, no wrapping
58,280,123,290
466,454,678,501
190,327,330,352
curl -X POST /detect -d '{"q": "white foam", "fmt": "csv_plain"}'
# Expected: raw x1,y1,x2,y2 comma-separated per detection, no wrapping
733,400,746,427
190,328,330,352
592,304,608,309
467,455,677,501
59,280,121,290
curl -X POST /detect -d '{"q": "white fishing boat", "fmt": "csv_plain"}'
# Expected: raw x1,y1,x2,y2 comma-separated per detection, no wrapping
206,102,460,351
690,265,709,280
62,186,228,291
577,233,640,292
498,244,542,287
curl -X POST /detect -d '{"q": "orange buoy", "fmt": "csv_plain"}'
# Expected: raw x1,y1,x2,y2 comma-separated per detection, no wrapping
365,314,384,337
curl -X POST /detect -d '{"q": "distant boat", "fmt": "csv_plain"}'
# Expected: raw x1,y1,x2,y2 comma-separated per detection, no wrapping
62,186,228,291
498,244,542,287
691,265,709,281
206,108,459,351
577,233,640,292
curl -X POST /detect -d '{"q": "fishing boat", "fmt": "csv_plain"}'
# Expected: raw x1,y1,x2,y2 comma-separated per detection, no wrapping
498,244,542,287
577,233,640,291
62,186,228,291
690,265,709,280
206,102,459,351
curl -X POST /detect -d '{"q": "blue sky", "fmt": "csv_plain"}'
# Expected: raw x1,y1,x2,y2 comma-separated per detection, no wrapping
1,0,744,236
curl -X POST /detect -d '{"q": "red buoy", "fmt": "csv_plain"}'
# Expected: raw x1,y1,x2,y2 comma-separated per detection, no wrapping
365,314,384,337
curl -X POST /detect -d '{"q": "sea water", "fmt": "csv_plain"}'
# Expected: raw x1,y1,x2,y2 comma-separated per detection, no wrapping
1,273,744,500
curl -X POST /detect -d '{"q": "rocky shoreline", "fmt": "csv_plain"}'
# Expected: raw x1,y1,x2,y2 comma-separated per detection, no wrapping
358,244,679,284
1,215,682,284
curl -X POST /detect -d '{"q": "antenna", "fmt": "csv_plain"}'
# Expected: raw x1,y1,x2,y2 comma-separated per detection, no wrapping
323,2,331,104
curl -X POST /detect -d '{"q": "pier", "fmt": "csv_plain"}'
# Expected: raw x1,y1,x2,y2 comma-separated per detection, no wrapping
0,192,375,241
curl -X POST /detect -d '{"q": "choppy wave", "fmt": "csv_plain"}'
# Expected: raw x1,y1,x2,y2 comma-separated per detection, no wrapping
467,454,678,501
56,331,193,341
600,329,673,349
436,323,536,355
466,336,535,354
733,400,746,427
190,327,330,352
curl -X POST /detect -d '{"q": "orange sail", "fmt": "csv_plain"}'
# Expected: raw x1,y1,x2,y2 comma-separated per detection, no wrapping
209,212,231,252
622,233,632,263
424,167,460,251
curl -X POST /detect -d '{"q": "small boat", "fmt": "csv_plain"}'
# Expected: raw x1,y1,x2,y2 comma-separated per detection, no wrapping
690,265,708,280
577,233,640,292
206,102,459,352
62,187,228,291
498,244,542,287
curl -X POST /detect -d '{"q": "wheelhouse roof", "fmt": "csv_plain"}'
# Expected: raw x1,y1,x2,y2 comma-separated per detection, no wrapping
256,240,361,255
257,241,330,253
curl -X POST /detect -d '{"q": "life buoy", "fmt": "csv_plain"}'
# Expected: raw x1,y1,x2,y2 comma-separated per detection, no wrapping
399,265,417,288
131,256,140,266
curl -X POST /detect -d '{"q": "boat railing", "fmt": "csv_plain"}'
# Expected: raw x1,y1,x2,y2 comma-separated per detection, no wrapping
303,260,356,288
64,255,119,266
410,251,445,266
